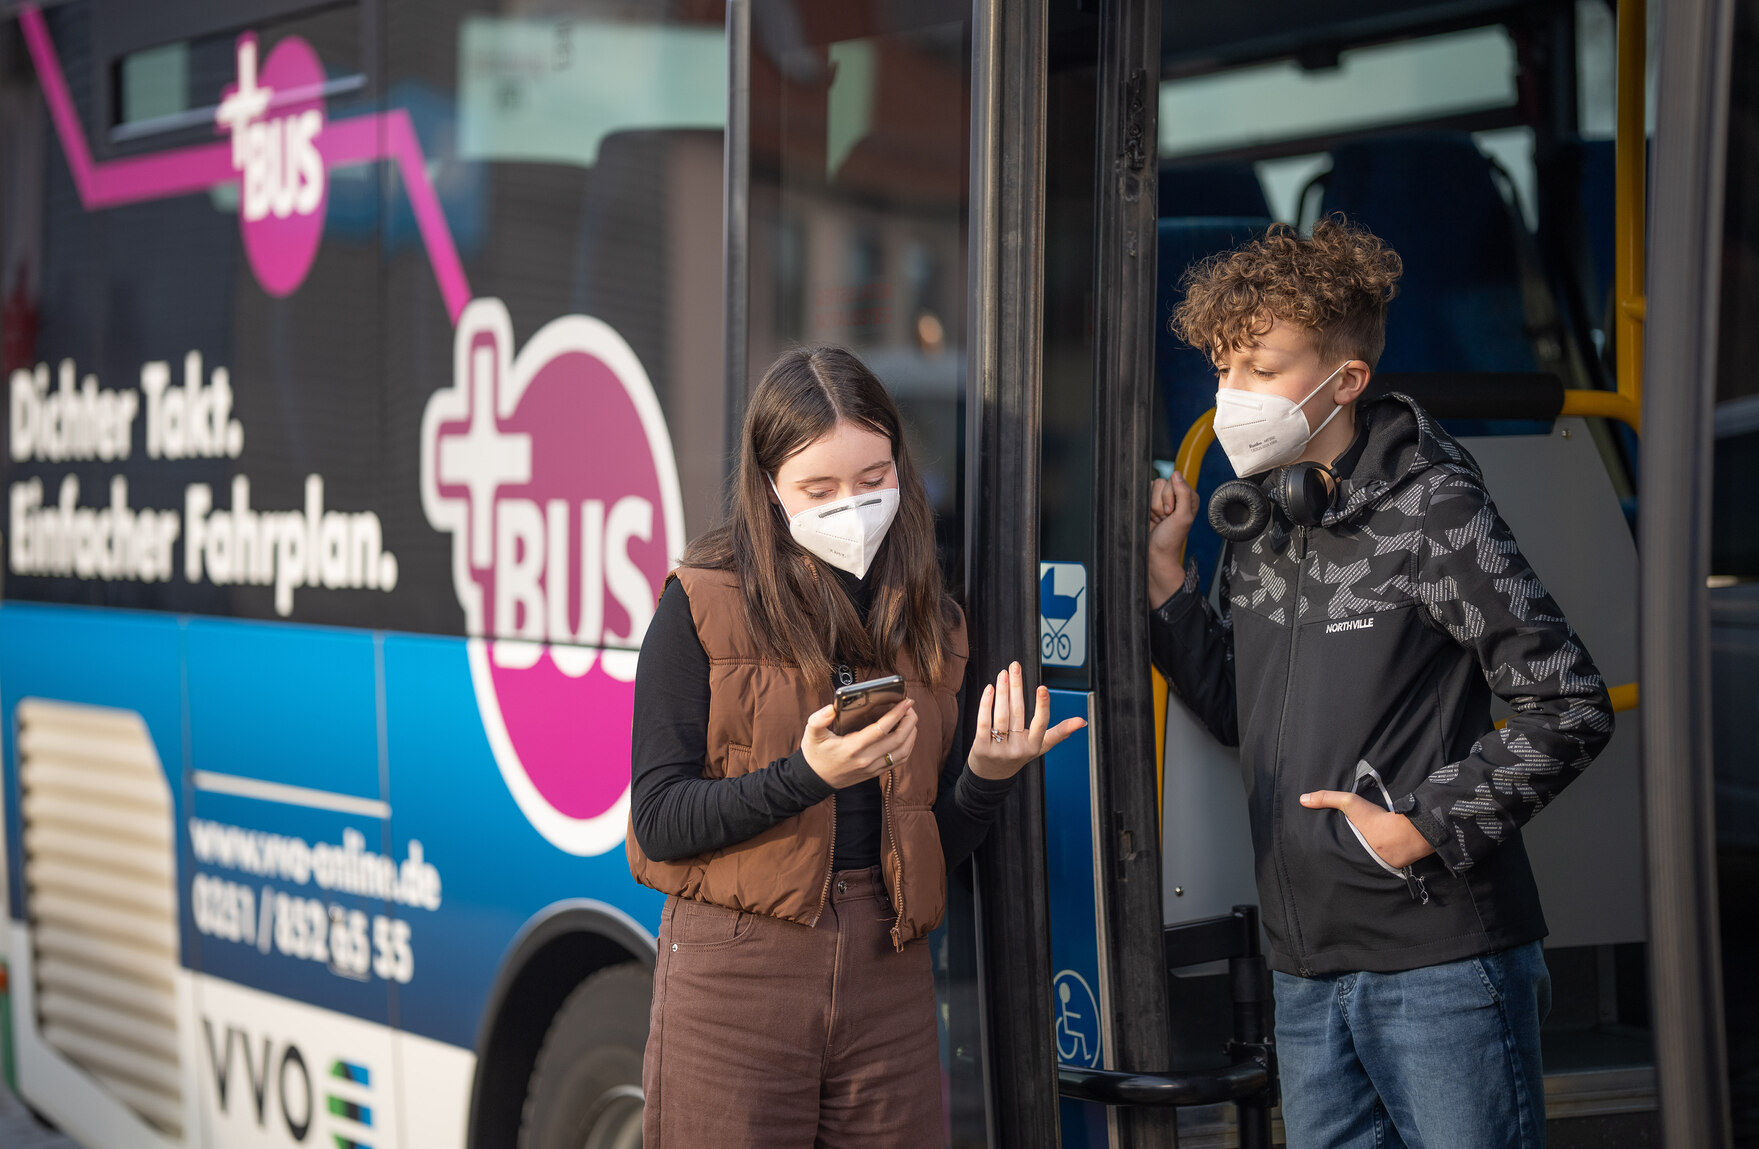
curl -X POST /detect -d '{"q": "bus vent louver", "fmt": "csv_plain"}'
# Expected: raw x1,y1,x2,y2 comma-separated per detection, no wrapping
18,698,184,1138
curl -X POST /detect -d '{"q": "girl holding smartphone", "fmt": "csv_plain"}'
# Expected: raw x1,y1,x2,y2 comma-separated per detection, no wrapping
627,346,1084,1147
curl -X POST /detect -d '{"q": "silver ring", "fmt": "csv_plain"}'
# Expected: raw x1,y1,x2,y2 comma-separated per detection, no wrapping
884,752,895,768
991,731,1007,743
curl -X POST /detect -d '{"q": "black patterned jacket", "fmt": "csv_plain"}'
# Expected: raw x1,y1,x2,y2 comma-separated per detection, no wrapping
1151,393,1614,977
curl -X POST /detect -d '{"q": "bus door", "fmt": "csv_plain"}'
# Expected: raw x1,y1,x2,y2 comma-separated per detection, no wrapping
1027,0,1290,1145
1030,1,1669,1147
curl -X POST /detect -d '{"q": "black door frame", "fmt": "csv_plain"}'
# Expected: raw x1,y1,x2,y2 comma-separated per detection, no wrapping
1087,0,1175,1145
964,0,1062,1145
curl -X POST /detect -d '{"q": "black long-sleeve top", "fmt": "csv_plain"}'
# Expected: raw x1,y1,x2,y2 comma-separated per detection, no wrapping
630,568,1015,871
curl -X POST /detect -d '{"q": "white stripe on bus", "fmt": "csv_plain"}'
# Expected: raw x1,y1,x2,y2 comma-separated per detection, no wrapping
192,771,390,819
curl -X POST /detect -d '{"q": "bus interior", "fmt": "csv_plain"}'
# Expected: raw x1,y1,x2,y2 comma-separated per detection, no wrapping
1041,0,1748,1143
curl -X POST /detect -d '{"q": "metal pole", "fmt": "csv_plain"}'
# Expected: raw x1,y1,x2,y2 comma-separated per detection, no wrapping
1641,0,1735,1140
1229,906,1272,1149
721,0,750,464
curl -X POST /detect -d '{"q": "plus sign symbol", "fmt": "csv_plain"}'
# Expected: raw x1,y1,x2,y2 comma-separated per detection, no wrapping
215,32,328,297
421,298,685,855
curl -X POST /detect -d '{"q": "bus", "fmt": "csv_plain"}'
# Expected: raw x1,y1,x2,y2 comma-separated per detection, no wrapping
0,0,1751,1147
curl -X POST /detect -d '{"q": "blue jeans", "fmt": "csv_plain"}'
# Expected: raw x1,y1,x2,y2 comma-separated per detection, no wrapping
1272,942,1551,1149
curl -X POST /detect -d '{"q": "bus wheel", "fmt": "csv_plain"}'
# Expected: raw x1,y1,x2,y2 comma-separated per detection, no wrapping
518,961,651,1149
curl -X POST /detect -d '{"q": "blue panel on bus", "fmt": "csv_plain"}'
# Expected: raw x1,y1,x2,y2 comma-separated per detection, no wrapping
381,632,663,1050
180,619,393,1019
184,616,384,799
187,790,394,1023
0,603,188,925
1041,688,1110,1147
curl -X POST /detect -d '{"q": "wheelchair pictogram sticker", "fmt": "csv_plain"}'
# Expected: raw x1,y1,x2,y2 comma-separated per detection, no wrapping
1039,562,1087,668
1053,968,1102,1067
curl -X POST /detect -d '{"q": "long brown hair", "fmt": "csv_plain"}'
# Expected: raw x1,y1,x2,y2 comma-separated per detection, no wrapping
680,346,958,686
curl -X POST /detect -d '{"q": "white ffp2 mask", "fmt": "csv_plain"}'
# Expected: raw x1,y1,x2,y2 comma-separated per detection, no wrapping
770,477,900,579
1212,361,1351,476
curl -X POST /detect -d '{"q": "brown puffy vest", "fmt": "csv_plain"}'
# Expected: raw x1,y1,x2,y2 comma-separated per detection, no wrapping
626,566,967,948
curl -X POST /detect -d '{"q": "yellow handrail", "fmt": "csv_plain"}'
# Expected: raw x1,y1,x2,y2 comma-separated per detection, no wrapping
1155,407,1219,809
1560,389,1642,434
1615,0,1647,408
1176,408,1217,491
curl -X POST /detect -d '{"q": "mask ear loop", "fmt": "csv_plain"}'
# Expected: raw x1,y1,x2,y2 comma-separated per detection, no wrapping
1298,360,1354,441
766,472,794,518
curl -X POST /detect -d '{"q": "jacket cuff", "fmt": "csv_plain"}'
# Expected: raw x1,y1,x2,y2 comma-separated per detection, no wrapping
954,765,1016,821
780,749,836,801
1396,794,1469,872
1151,557,1203,620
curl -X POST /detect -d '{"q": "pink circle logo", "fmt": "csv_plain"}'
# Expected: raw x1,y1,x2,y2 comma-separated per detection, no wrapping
420,299,684,855
215,34,329,297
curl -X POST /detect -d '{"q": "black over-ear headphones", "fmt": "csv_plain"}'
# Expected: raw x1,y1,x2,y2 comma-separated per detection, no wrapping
1207,460,1336,542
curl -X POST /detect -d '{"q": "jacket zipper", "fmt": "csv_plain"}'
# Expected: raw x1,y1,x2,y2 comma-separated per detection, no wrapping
810,794,837,927
1276,525,1313,975
883,768,907,951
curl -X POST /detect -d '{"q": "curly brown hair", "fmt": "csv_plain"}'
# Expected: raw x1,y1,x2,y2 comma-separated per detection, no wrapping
1169,216,1403,368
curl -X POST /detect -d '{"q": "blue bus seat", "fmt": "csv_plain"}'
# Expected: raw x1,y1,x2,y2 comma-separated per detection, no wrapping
1156,216,1274,583
1548,137,1616,334
1159,162,1272,220
1317,133,1537,375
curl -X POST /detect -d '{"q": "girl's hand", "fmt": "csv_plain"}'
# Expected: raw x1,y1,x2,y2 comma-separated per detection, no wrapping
801,698,918,789
967,662,1088,781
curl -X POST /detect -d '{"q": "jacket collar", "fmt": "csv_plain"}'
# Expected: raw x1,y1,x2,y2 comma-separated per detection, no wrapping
1322,392,1483,528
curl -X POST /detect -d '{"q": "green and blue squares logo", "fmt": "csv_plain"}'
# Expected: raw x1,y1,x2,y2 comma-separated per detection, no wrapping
327,1060,373,1149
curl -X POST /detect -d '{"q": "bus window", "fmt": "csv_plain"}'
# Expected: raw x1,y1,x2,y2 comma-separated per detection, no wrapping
1161,25,1524,224
1161,26,1518,156
745,4,969,583
743,6,975,1144
112,22,368,147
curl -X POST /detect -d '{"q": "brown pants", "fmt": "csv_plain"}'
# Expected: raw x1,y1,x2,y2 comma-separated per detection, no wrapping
642,867,945,1148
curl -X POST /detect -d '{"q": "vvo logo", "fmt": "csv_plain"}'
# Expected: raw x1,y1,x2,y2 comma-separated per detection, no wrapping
215,33,328,296
421,298,684,855
202,1020,374,1146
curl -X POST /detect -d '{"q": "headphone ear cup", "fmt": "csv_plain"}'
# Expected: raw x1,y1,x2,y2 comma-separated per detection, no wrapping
1270,462,1333,527
1208,479,1273,541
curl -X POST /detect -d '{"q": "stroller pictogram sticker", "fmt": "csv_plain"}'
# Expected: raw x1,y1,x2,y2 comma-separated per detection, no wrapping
1039,562,1087,668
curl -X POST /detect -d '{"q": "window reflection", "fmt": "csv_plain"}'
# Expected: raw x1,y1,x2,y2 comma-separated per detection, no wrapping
748,7,968,581
746,7,975,1144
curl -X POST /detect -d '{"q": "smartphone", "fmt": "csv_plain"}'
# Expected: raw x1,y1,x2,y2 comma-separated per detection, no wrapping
831,674,908,736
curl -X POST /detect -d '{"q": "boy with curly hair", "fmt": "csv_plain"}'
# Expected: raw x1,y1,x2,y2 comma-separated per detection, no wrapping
1147,218,1614,1149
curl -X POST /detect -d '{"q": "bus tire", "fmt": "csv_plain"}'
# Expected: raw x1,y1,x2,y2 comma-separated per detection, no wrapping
517,960,652,1149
